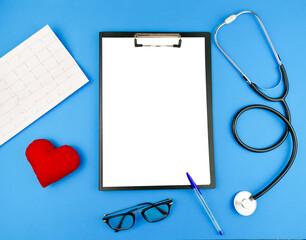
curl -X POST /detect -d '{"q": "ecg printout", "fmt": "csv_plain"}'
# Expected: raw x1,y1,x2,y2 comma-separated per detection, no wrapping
0,25,89,146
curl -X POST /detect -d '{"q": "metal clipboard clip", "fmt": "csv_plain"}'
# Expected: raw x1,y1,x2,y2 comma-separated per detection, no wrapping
134,33,182,48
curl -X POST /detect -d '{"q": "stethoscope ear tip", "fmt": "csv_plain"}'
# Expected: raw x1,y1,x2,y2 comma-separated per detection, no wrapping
234,191,257,216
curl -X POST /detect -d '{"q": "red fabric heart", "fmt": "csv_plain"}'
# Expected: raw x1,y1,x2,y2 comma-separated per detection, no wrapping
26,139,80,188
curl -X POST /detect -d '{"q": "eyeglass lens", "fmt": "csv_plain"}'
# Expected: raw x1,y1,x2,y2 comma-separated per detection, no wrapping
143,203,170,222
108,214,134,230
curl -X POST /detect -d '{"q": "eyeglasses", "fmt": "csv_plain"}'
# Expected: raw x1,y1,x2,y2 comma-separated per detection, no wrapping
102,198,173,232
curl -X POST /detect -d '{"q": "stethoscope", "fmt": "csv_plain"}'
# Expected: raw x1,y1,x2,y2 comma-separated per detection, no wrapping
214,11,298,216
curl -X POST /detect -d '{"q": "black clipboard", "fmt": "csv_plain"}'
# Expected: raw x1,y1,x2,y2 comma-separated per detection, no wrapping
99,32,215,191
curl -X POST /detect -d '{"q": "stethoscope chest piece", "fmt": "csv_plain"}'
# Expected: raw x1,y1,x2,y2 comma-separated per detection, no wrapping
234,191,257,216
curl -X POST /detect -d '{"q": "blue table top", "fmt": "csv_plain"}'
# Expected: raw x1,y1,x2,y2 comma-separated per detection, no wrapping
1,0,306,239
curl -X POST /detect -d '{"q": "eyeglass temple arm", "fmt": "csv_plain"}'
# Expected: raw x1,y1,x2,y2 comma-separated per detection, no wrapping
153,198,172,214
138,199,172,214
103,203,150,217
104,198,172,218
139,198,172,214
114,215,127,232
126,202,167,215
135,202,167,215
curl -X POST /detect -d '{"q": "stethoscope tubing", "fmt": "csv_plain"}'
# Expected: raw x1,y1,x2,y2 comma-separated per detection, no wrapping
234,65,291,153
232,103,297,200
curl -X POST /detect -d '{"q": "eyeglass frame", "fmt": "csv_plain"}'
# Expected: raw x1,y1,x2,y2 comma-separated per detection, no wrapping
102,198,173,232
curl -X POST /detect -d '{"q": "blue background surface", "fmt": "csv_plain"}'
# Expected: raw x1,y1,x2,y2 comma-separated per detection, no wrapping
0,0,306,239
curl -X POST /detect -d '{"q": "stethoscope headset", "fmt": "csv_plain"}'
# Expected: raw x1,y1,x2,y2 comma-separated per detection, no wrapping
214,11,297,216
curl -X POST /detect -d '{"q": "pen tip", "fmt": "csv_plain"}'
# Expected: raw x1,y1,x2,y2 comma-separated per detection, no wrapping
219,230,223,236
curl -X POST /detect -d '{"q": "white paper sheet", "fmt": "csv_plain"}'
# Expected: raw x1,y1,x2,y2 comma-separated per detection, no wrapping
0,25,89,145
102,37,211,187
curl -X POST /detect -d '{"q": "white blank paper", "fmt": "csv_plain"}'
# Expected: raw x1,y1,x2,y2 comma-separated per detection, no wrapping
0,25,88,146
102,37,211,187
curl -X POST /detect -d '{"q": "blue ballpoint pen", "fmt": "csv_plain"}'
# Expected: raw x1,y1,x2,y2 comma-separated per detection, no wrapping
186,172,223,236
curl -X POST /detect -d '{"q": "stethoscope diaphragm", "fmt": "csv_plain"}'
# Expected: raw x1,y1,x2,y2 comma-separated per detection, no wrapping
234,191,257,216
